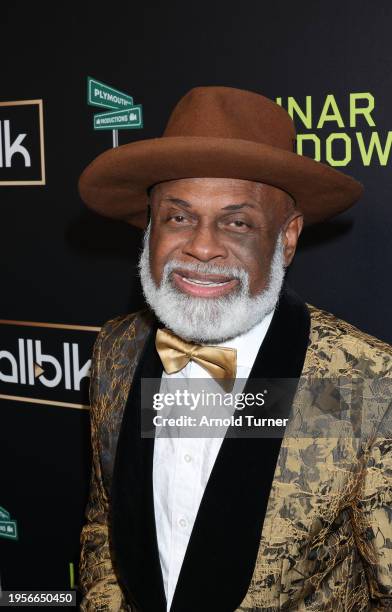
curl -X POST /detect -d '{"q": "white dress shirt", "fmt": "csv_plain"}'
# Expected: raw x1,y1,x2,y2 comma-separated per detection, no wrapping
152,310,275,611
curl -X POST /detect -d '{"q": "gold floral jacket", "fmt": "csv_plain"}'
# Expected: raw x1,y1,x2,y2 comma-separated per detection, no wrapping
79,287,392,611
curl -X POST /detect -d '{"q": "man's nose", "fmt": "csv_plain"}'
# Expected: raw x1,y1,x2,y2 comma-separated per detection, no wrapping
182,224,228,262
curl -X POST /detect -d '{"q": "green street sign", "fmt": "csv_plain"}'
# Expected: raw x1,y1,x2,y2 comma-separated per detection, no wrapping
0,520,18,540
0,506,10,520
93,106,143,131
87,77,134,110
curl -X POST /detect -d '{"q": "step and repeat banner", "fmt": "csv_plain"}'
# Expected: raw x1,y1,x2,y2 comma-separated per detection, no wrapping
1,1,391,600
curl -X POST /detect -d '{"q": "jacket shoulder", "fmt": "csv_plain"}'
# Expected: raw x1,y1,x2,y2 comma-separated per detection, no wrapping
306,303,392,377
90,307,155,400
89,308,155,429
98,307,154,343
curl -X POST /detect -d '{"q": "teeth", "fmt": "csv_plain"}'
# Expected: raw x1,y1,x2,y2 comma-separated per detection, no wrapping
182,276,230,286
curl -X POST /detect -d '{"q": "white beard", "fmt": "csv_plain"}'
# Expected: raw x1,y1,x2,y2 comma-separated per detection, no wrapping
138,223,286,343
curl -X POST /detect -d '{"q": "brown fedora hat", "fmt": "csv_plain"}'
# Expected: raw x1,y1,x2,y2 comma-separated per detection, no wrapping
78,86,363,228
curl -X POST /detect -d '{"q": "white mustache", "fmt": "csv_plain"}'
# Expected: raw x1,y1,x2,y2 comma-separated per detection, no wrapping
162,259,249,291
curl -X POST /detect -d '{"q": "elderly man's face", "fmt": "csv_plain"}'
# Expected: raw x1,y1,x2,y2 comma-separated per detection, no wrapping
148,177,303,298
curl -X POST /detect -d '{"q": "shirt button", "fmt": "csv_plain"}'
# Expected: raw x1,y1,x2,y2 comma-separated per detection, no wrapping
184,454,192,463
178,518,187,528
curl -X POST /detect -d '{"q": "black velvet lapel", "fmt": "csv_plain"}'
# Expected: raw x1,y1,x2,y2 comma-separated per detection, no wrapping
111,283,310,612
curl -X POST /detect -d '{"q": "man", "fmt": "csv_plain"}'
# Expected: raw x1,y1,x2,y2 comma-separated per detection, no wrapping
78,87,392,611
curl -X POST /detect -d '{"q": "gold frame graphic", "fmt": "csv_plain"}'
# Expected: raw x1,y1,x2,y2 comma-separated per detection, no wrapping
0,319,101,332
0,99,46,186
0,394,90,411
0,318,101,410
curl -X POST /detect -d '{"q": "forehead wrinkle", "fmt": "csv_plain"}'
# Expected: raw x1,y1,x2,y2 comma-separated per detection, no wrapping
150,181,293,221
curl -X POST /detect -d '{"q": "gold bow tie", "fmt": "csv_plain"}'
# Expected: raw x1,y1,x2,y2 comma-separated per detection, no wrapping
155,328,237,380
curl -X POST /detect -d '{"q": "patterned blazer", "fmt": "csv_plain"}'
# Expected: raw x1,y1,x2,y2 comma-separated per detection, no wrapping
79,286,392,611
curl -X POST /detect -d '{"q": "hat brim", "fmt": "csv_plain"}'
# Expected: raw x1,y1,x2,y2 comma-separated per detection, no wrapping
78,136,363,228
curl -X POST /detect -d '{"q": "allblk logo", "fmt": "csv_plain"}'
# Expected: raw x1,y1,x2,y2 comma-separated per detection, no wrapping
0,320,100,410
0,100,46,185
0,339,90,389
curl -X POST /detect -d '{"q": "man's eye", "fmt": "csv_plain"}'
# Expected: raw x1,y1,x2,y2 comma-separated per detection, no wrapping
228,219,251,229
169,214,186,223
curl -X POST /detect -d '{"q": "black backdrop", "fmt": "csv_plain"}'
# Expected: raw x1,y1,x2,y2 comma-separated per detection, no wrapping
1,1,391,597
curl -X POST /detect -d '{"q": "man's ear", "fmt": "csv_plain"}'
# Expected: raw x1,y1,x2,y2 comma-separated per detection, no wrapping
282,213,304,267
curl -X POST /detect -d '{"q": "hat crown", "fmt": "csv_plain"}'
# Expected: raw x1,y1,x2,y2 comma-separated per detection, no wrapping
163,86,296,151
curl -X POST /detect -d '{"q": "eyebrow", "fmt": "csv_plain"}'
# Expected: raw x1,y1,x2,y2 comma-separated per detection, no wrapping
161,197,192,208
221,203,257,211
160,197,257,211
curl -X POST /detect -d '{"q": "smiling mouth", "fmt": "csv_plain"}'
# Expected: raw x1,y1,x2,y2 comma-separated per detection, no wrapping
180,276,232,287
171,269,239,297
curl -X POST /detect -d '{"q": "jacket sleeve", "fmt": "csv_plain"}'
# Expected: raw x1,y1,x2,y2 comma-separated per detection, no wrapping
79,327,132,612
353,401,392,610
